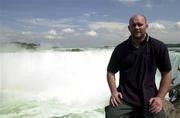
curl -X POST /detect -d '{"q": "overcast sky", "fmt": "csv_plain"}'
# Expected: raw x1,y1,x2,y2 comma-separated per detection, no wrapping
0,0,180,48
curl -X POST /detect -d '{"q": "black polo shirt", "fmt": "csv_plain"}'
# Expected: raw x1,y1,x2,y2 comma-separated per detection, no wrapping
107,35,171,108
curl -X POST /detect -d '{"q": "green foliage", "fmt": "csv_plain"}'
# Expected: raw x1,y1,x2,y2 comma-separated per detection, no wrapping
166,43,180,47
11,42,40,50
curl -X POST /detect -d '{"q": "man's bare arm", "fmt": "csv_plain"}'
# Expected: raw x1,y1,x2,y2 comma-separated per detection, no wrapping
157,70,172,99
107,71,122,107
149,70,172,113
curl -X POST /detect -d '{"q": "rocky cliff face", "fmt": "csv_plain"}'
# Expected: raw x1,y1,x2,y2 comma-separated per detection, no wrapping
164,100,180,118
165,68,180,118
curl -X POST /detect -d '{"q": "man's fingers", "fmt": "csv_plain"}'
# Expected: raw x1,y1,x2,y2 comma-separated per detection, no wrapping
149,98,154,105
115,95,121,104
119,93,123,99
156,107,162,113
149,98,157,108
149,103,158,112
149,97,163,113
110,98,115,107
149,104,156,112
113,97,119,106
110,95,121,107
110,92,123,107
149,102,162,113
150,106,162,113
111,97,119,107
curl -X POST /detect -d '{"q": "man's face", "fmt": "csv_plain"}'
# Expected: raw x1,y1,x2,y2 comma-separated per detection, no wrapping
128,16,148,39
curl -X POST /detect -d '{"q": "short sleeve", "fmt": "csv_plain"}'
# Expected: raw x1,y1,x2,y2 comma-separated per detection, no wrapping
107,47,120,74
157,45,172,72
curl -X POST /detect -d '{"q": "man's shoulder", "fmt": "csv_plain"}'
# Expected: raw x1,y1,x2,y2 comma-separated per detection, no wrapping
149,36,167,46
149,36,167,48
115,39,129,50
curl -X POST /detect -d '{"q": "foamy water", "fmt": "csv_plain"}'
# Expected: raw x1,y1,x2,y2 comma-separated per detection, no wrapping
0,49,179,118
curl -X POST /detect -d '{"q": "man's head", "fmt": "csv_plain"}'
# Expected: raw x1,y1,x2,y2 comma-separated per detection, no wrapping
128,14,148,40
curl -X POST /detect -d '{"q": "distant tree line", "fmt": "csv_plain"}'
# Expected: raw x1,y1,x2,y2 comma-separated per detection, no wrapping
166,43,180,47
11,42,40,50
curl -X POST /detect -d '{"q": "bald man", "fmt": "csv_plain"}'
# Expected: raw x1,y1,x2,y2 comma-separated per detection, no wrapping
105,14,172,118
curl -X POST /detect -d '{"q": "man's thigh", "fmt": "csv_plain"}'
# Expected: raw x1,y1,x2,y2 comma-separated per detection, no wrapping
156,110,166,118
138,109,165,118
105,101,134,118
105,102,166,118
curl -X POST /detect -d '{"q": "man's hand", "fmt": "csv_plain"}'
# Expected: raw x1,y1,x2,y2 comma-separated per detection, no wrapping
149,97,163,113
110,91,123,107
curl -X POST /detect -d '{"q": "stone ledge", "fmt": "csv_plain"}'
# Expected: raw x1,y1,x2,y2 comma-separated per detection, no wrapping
164,100,179,118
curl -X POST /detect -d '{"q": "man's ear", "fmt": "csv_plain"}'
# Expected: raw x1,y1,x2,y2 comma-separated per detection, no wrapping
146,24,148,28
128,25,130,31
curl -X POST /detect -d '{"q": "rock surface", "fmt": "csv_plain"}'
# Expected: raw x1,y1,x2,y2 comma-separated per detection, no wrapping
164,100,180,118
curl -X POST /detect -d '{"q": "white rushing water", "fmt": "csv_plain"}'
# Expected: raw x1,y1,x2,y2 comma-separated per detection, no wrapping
0,49,180,118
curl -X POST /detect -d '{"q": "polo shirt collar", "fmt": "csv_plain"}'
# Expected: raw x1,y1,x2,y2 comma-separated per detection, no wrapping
127,34,149,46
